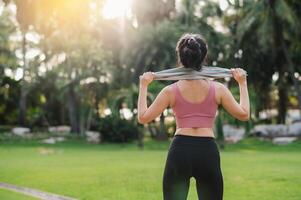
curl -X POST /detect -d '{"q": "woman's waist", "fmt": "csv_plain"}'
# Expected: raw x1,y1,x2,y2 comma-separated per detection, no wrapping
169,133,218,151
174,116,216,129
175,127,215,137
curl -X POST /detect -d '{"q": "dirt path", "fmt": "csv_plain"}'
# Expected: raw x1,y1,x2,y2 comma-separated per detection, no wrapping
0,182,78,200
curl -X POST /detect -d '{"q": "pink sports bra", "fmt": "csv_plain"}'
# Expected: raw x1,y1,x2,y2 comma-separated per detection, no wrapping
171,80,218,128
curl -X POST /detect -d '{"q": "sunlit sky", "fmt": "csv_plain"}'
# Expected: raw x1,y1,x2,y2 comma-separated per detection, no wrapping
102,0,133,19
0,0,231,19
102,0,230,19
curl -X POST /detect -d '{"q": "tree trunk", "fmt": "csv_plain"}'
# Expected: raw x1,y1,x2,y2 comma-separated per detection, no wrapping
137,127,144,149
148,122,157,139
277,70,287,124
60,103,66,125
85,107,93,133
156,114,168,140
271,4,288,124
18,32,27,126
18,88,27,126
132,113,144,149
67,83,80,134
215,110,225,149
280,38,301,117
277,79,287,124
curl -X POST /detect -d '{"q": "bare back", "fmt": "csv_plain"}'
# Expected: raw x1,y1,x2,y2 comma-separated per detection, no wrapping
167,79,247,137
169,79,218,137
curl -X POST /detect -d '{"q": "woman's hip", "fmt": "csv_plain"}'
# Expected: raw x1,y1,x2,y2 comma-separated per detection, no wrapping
168,134,220,154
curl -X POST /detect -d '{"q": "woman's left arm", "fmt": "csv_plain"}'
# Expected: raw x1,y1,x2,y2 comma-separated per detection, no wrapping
137,72,170,124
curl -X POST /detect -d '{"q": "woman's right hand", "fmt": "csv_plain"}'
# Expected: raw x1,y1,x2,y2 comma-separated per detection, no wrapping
230,68,247,85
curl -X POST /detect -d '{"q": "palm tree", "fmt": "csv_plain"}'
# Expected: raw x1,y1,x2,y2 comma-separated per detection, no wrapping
235,0,301,123
32,0,112,134
5,0,36,126
109,81,171,142
108,84,146,147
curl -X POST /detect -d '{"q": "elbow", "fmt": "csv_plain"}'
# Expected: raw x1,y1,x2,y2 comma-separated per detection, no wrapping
239,113,250,121
138,118,145,124
138,115,147,124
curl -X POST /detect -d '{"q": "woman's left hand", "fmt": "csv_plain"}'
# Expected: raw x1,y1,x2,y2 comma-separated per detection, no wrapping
139,72,154,87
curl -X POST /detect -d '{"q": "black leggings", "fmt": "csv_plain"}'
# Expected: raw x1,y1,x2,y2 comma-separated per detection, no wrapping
163,134,223,200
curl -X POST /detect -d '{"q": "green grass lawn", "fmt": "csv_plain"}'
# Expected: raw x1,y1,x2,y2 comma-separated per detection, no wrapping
0,137,301,200
0,188,37,200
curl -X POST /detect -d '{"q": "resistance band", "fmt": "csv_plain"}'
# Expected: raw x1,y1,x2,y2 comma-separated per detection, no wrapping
153,66,247,80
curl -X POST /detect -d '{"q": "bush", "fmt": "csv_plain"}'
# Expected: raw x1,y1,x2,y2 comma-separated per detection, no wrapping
0,125,13,133
97,115,140,143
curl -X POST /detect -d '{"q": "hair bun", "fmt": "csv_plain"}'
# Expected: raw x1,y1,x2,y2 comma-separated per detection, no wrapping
187,37,200,50
176,33,208,71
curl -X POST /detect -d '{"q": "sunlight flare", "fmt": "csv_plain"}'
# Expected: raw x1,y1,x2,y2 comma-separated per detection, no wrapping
102,0,132,19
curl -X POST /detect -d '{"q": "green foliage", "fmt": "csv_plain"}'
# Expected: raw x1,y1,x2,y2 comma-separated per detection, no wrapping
0,7,16,69
1,0,301,137
0,125,13,133
97,115,140,143
147,80,166,96
125,19,186,84
232,0,301,122
0,77,20,124
221,82,257,125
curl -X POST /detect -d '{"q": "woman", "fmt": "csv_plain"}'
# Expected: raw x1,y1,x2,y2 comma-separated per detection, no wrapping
137,33,250,200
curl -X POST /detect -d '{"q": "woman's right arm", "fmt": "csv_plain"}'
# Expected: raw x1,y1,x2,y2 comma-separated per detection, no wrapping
218,68,250,121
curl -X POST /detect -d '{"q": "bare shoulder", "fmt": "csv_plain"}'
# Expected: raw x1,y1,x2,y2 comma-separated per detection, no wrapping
212,80,227,105
163,83,175,107
213,81,227,90
159,84,173,94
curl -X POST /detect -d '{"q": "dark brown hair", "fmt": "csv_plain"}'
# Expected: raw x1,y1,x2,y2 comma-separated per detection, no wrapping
176,33,207,71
